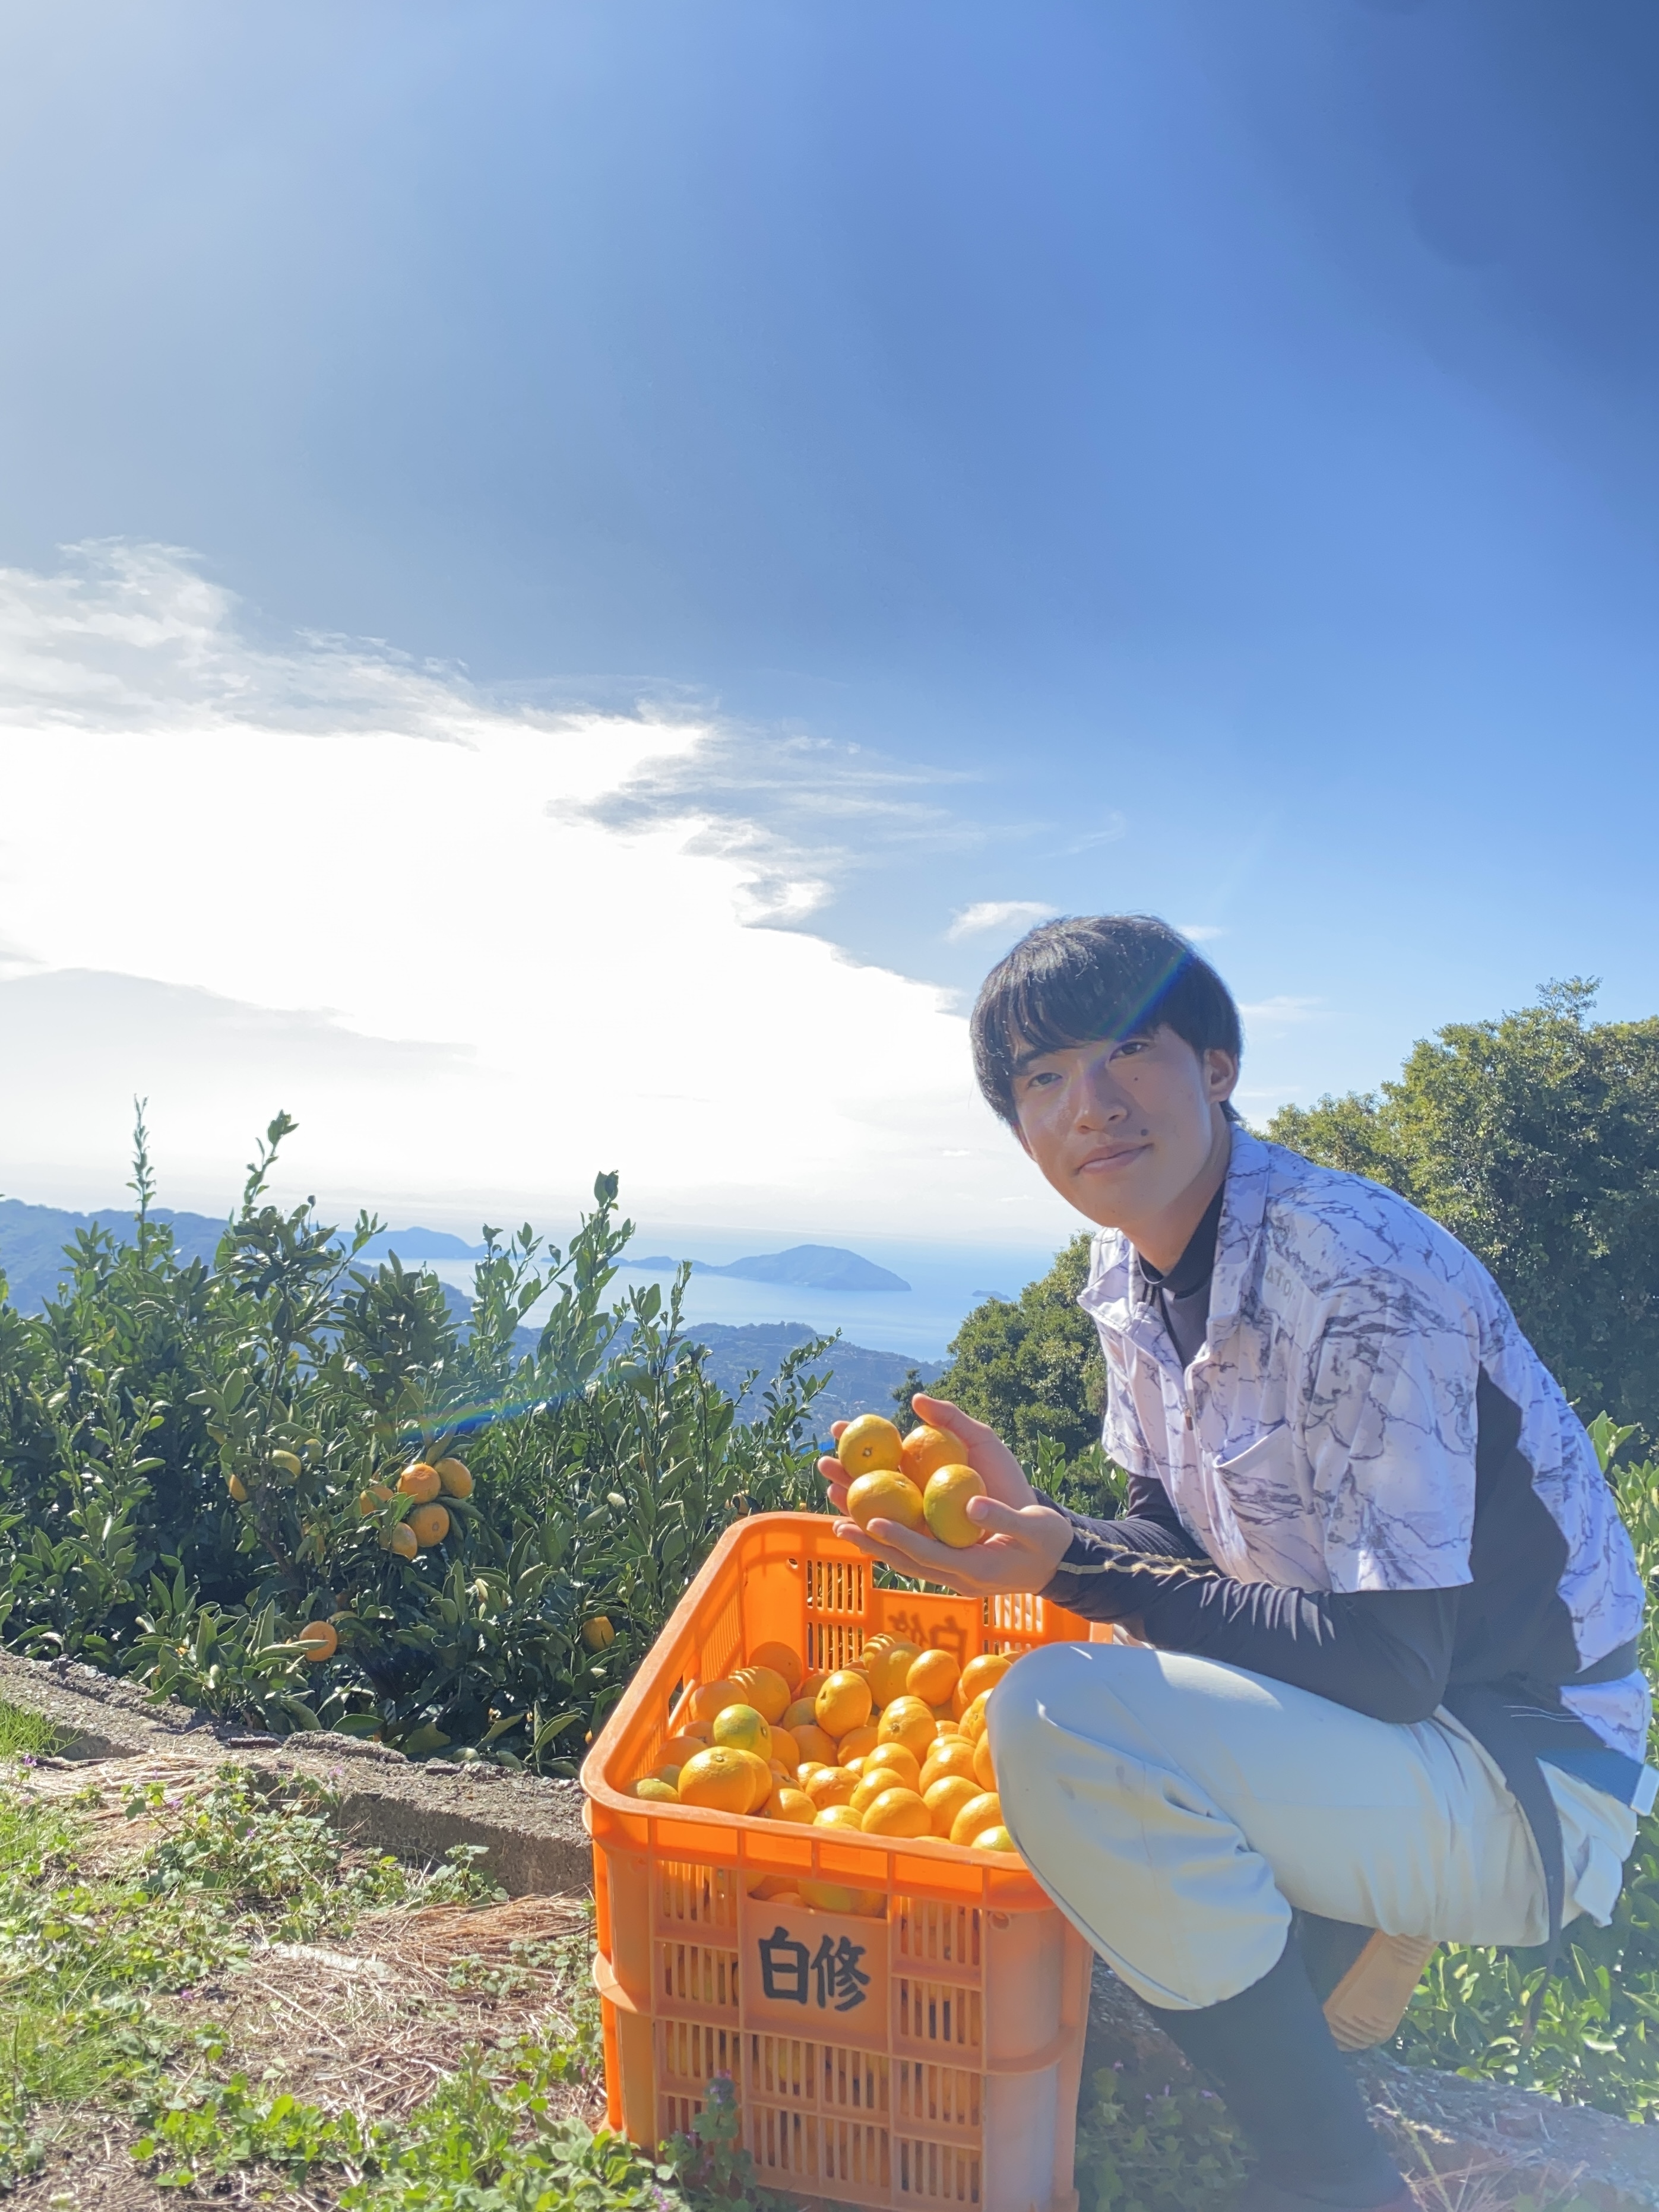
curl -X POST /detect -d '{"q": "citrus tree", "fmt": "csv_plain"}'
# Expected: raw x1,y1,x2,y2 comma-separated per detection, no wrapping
0,1113,829,1765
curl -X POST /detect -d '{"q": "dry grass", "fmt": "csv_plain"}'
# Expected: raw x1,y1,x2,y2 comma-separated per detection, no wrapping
0,1755,605,2211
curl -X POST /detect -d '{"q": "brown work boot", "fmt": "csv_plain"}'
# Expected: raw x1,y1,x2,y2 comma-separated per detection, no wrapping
1295,1914,1438,2052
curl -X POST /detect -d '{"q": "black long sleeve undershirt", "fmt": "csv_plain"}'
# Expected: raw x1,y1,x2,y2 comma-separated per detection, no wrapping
1041,1495,1459,1727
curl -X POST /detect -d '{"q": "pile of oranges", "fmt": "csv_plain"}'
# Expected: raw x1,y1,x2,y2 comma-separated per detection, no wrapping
628,1628,1018,1903
834,1416,987,1549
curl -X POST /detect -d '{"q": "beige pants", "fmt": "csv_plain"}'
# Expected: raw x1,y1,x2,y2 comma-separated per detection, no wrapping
989,1641,1637,2012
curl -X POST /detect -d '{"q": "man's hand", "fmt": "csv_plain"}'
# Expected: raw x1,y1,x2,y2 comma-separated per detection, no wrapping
817,1392,1072,1599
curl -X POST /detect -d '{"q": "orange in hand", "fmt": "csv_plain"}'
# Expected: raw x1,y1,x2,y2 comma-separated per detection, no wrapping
900,1423,967,1487
846,1471,926,1534
837,1414,905,1478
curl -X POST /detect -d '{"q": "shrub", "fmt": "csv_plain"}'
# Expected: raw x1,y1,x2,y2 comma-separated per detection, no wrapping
0,1111,828,1763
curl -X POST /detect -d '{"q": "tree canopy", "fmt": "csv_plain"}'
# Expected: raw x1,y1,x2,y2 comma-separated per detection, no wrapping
1269,982,1659,1436
930,1235,1109,1472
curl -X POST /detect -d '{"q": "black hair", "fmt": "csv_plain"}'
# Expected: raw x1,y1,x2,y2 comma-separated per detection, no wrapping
970,914,1243,1127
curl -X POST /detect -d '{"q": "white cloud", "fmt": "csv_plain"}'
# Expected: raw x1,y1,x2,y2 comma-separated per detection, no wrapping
1064,815,1127,853
945,899,1056,943
0,544,1074,1243
1176,923,1226,942
1239,996,1324,1028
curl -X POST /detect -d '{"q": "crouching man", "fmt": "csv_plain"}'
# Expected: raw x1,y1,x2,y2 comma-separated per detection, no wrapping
822,914,1651,2212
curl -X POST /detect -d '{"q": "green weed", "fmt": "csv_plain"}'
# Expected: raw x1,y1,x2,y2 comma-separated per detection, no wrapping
0,1702,61,1761
134,2041,683,2212
1074,2070,1248,2212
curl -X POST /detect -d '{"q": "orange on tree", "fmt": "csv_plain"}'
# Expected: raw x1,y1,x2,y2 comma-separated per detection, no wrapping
814,1670,873,1739
900,1423,967,1487
973,1734,996,1790
711,1703,772,1761
729,1665,791,1724
435,1457,473,1497
748,1641,803,1692
847,1471,926,1535
789,1721,837,1766
875,1697,936,1762
949,1790,1003,1848
387,1523,419,1559
676,1747,759,1815
409,1502,451,1548
924,1466,987,1549
907,1648,960,1706
924,1775,982,1837
689,1678,742,1724
581,1618,616,1650
227,1474,249,1503
357,1482,392,1517
399,1462,443,1504
836,1413,904,1479
862,1787,932,1839
971,1825,1019,1853
957,1653,1012,1710
866,1640,922,1704
295,1620,338,1663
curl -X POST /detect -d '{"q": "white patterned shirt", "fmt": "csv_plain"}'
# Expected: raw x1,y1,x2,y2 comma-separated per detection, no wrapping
1077,1129,1649,1762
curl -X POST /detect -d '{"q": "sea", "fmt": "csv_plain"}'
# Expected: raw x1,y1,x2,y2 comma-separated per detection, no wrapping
420,1231,1070,1362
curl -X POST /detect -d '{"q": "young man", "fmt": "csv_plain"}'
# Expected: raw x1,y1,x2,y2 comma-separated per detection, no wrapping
821,914,1649,2212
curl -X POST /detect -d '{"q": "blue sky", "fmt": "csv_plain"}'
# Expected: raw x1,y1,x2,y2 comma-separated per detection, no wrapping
1,1,1656,1241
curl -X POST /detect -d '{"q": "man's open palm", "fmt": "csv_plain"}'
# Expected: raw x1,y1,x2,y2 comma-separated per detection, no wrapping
817,1392,1071,1598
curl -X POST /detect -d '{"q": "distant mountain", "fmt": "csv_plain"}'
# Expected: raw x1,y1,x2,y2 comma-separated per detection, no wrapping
436,1285,939,1431
689,1322,942,1426
630,1243,910,1294
0,1197,227,1311
0,1199,484,1313
352,1227,486,1260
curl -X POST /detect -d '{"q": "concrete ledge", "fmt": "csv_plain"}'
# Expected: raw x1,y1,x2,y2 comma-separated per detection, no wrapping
0,1650,593,1898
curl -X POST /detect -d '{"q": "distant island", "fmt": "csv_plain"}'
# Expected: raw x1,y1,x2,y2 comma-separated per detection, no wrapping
351,1227,487,1260
629,1243,910,1293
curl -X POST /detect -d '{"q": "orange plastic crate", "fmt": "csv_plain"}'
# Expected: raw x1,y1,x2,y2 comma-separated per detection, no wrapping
582,1512,1100,2212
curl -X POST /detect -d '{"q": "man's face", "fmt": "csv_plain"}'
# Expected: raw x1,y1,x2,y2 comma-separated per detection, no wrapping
1011,1025,1237,1232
